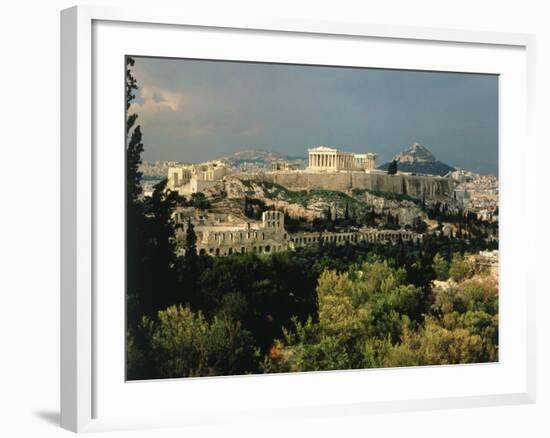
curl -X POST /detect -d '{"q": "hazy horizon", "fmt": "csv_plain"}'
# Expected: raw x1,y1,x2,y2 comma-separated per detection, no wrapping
129,56,499,175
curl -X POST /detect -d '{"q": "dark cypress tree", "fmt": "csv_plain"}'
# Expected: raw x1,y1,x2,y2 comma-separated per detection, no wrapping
318,232,325,249
387,159,398,175
126,57,143,206
350,205,357,225
143,179,180,310
125,56,152,380
185,218,198,260
125,57,180,321
126,56,147,328
325,206,332,225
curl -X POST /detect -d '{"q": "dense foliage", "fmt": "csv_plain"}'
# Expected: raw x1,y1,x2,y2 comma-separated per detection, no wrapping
127,234,498,379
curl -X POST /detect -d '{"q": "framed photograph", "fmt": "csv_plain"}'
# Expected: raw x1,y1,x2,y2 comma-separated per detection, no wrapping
61,5,536,433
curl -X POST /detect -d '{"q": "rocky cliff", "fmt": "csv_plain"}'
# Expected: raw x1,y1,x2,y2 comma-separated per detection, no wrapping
201,176,427,226
251,171,454,200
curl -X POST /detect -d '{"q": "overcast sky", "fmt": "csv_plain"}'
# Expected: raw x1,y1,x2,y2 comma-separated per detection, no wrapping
129,56,498,175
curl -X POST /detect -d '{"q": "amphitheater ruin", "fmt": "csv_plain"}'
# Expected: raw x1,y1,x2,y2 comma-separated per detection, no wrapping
174,209,421,257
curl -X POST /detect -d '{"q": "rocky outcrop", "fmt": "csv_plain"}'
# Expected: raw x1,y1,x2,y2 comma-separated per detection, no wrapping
252,171,454,200
354,191,423,225
202,176,426,225
393,143,436,163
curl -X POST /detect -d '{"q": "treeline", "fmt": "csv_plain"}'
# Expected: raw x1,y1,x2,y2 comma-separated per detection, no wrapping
265,256,497,372
127,232,497,379
125,57,498,380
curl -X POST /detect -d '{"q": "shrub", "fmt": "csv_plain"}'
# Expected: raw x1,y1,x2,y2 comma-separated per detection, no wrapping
432,253,450,281
140,304,257,378
448,253,475,282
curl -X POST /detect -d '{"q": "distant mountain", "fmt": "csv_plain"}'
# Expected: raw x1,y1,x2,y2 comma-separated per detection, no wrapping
394,143,436,163
378,143,455,176
222,149,307,170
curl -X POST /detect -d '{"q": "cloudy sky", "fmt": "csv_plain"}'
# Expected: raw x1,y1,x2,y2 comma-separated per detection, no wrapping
129,56,498,175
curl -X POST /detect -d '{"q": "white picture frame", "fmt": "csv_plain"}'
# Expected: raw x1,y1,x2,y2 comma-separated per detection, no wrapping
60,5,536,433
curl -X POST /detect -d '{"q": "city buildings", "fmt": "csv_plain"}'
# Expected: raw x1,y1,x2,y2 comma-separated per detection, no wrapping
167,161,231,196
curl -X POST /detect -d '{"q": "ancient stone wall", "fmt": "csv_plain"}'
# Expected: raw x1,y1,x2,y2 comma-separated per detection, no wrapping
253,171,454,199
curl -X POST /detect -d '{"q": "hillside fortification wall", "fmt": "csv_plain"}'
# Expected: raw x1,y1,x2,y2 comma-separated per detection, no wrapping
252,171,454,199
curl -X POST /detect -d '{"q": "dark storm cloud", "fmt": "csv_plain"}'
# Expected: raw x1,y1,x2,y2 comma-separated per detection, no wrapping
130,56,498,175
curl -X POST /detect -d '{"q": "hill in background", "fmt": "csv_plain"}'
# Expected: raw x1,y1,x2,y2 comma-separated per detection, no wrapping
222,149,307,171
378,143,455,176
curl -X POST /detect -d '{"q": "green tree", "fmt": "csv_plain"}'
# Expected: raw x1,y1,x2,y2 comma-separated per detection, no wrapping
449,253,475,282
433,253,450,280
126,56,147,328
277,260,426,371
125,58,181,324
388,316,485,366
126,56,143,206
139,304,257,379
387,159,398,175
185,218,197,259
190,192,211,210
140,179,181,311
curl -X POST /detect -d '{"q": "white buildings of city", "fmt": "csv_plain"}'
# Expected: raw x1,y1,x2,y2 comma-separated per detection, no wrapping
167,160,231,196
450,169,498,222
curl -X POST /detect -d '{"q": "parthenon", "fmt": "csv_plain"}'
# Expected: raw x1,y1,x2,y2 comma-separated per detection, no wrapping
307,146,377,172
